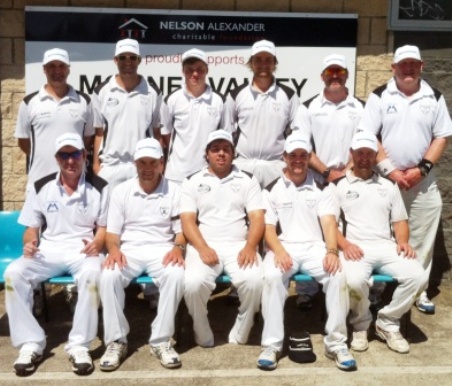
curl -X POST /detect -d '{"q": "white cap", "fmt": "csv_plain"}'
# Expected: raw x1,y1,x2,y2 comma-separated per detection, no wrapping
43,48,70,65
350,131,378,152
322,54,347,72
182,48,208,65
55,133,84,153
206,130,234,148
134,138,163,160
393,45,422,63
115,38,140,56
284,131,312,153
251,40,276,56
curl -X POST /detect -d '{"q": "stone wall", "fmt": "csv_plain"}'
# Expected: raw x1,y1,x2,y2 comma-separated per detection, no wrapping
1,0,451,279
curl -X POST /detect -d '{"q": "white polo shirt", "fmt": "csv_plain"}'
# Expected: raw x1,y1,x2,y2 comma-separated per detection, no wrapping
358,77,452,170
180,165,264,242
295,93,364,170
330,170,407,243
15,85,94,184
263,170,336,244
107,177,181,248
161,84,227,182
226,79,299,160
19,171,108,245
92,76,162,166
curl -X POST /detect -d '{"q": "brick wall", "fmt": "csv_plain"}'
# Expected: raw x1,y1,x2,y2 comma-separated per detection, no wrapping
1,0,451,279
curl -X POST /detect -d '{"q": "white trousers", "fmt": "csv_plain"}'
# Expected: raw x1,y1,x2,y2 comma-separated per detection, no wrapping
234,158,285,188
4,244,102,355
98,162,137,191
401,172,442,286
343,240,427,332
99,245,184,346
261,242,349,352
184,241,263,347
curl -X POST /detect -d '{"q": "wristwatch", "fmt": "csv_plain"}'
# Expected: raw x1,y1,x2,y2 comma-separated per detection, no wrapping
322,168,331,179
174,243,186,251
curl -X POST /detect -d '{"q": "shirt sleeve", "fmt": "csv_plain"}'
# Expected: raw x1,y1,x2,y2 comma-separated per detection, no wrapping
263,188,278,226
357,91,383,135
14,101,31,139
83,99,95,137
106,185,125,235
291,104,311,137
390,184,408,223
151,91,163,130
224,94,238,133
245,175,265,213
96,183,110,227
18,187,44,228
432,94,452,139
91,90,105,130
180,177,198,213
159,98,173,136
171,183,182,234
288,92,301,129
317,185,339,219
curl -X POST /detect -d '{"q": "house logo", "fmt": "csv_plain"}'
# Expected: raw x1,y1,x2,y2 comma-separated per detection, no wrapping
119,18,148,39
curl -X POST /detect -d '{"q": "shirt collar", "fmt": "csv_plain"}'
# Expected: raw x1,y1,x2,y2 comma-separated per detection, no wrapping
387,77,433,99
38,84,77,102
131,177,166,198
281,169,317,190
55,170,86,199
182,84,212,102
346,169,381,184
109,75,146,93
249,77,277,95
320,90,356,108
201,164,244,181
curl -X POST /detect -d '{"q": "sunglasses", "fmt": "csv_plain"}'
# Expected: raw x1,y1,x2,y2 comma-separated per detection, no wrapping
57,150,83,160
323,68,347,76
117,55,139,62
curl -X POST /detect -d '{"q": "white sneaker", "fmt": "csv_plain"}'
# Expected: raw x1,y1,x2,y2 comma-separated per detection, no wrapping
375,325,409,353
69,348,93,375
14,349,43,375
325,348,357,371
257,346,279,370
416,292,435,314
100,341,128,371
351,331,369,352
151,341,181,369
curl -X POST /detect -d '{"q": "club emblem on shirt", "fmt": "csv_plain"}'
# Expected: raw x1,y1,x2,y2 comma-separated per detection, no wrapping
420,103,431,115
69,108,79,119
305,192,316,208
198,184,211,194
386,104,397,114
377,188,387,197
106,98,119,107
230,183,241,193
273,102,281,112
140,95,149,105
348,110,357,120
345,190,359,200
46,201,59,213
207,107,217,116
160,206,169,216
77,202,88,214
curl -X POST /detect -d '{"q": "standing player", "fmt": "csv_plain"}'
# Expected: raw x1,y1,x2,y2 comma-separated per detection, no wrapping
180,130,264,348
99,138,185,371
226,39,299,188
161,48,228,184
258,131,355,372
4,133,108,376
15,48,94,192
15,48,94,315
358,45,452,313
331,131,427,354
293,54,365,310
92,38,162,190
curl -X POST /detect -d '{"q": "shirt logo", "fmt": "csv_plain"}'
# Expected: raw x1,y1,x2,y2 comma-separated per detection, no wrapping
348,110,357,120
77,202,88,214
140,95,149,105
198,184,211,194
386,104,397,114
230,183,241,193
106,98,119,107
69,108,79,118
273,102,281,112
305,192,316,208
207,107,217,116
46,201,59,212
420,103,431,115
160,206,169,216
345,190,359,200
377,188,387,197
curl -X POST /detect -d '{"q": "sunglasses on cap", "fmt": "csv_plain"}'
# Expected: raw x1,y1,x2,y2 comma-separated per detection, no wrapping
56,150,83,160
323,68,347,76
117,55,139,62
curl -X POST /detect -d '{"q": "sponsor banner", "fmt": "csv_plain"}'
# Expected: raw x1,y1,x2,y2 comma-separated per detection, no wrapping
25,7,358,101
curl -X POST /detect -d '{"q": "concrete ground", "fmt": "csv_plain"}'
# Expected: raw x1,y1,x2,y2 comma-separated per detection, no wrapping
1,281,452,386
